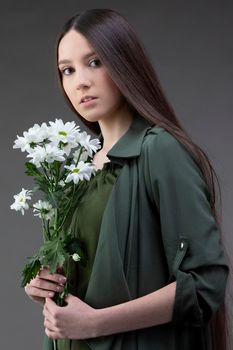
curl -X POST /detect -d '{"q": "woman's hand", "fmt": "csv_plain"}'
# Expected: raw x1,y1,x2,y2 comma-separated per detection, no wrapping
43,294,98,340
24,266,67,306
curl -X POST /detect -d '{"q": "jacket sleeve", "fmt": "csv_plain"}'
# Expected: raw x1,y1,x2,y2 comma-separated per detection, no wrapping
143,128,229,327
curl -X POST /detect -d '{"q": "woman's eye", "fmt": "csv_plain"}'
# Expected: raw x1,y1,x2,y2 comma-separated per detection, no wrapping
89,58,102,67
61,67,74,75
60,59,101,76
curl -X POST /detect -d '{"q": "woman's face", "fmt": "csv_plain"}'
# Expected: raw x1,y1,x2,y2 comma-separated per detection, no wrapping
58,29,125,123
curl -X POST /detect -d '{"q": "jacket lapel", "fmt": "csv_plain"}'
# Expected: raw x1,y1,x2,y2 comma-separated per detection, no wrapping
98,112,152,165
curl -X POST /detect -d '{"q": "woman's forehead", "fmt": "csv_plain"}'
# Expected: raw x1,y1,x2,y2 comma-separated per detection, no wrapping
58,30,95,61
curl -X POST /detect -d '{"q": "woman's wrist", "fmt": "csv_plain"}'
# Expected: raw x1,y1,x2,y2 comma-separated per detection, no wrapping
88,307,105,339
92,307,109,338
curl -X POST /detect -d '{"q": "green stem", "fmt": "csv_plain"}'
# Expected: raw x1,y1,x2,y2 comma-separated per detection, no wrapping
48,163,56,191
41,218,49,241
62,256,70,305
75,146,84,166
53,339,58,350
56,184,76,233
46,219,51,239
54,208,58,233
55,161,62,188
41,163,51,183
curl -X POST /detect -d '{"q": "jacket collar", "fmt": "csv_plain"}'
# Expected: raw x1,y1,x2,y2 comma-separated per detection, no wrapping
98,112,153,165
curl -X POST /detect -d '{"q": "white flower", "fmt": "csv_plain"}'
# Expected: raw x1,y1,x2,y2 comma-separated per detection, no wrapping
10,188,33,215
76,131,101,157
13,135,31,153
58,180,66,188
73,149,89,163
79,150,89,162
27,144,65,168
13,123,49,153
33,200,55,220
64,161,95,184
72,253,81,262
48,119,80,155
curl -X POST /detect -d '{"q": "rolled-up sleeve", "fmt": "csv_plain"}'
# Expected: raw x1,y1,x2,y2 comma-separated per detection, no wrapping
143,128,229,327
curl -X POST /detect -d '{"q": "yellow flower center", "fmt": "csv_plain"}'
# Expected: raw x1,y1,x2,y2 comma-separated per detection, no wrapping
59,131,67,136
72,168,79,173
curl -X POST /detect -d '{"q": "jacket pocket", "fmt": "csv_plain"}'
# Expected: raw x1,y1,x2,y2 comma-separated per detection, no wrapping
168,236,189,283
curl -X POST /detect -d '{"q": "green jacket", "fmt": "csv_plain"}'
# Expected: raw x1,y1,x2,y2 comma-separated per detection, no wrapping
43,112,229,350
83,112,229,350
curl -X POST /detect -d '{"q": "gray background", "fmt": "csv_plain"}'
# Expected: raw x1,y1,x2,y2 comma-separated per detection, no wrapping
1,1,232,349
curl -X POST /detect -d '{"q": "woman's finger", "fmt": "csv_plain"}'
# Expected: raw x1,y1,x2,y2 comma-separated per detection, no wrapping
44,316,58,331
45,327,61,340
31,276,65,293
25,283,55,299
38,268,67,285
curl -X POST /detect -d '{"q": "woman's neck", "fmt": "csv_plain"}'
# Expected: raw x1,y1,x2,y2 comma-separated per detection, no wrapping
98,108,134,153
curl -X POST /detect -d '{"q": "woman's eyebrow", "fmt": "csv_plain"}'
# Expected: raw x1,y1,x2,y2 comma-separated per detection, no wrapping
58,51,96,65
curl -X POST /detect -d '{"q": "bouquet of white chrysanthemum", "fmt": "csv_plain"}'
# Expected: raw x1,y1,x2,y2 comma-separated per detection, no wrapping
10,118,101,306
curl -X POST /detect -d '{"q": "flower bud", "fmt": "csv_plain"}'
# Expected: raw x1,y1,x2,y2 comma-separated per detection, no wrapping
72,253,81,262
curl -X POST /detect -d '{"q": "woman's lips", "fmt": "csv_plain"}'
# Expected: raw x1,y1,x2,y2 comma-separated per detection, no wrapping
81,97,98,106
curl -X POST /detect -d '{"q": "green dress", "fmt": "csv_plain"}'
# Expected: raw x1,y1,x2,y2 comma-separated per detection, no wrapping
43,161,122,350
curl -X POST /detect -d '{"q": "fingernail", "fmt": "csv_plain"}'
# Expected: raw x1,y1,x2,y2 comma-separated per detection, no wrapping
59,276,66,283
49,292,54,297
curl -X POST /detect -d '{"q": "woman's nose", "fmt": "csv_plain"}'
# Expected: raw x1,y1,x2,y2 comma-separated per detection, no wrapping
74,71,91,89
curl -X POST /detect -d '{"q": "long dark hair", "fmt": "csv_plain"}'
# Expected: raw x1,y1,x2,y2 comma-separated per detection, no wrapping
55,8,231,349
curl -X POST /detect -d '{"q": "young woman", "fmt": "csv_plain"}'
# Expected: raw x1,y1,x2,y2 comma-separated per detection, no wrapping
24,8,230,350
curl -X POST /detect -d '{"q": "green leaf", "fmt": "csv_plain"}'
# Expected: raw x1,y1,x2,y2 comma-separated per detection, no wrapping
34,177,51,193
52,160,62,177
38,238,68,273
25,162,41,177
21,254,41,287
